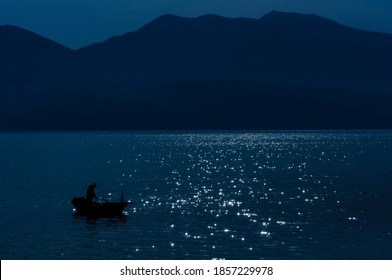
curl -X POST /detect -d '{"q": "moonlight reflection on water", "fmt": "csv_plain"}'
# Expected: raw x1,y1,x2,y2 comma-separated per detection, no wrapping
0,131,391,259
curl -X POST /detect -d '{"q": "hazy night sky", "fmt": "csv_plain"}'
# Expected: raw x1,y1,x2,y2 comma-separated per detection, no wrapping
1,0,391,49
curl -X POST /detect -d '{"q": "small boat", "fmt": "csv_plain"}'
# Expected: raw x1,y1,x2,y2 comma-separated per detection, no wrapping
71,192,133,217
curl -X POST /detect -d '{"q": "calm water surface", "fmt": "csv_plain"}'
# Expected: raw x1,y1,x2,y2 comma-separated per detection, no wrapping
0,131,391,259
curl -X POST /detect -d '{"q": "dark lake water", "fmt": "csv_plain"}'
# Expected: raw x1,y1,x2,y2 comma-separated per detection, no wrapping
0,131,392,260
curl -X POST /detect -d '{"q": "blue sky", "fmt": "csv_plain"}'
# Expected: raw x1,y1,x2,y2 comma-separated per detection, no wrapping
0,0,391,49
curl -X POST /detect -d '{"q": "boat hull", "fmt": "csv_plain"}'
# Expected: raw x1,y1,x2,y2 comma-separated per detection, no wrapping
72,197,129,217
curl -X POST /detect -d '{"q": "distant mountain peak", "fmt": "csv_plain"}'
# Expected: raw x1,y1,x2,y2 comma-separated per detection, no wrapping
196,14,228,20
0,24,38,36
140,14,185,30
262,10,323,19
137,13,237,37
260,10,339,27
155,13,183,21
149,13,227,22
137,11,345,36
0,24,14,29
0,23,71,52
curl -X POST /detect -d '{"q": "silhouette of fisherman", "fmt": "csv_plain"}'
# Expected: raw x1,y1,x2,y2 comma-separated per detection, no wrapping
86,183,98,203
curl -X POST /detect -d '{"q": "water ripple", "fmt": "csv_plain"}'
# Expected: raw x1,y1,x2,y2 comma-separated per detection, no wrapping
1,131,392,259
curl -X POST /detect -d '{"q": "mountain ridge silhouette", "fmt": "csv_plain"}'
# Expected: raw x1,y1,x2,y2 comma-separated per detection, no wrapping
1,11,392,130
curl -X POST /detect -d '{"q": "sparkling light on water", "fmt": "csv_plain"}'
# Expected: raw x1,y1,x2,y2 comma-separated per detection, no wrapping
0,131,392,259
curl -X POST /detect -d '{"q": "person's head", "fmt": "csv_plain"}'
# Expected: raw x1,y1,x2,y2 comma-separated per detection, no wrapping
90,183,97,188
